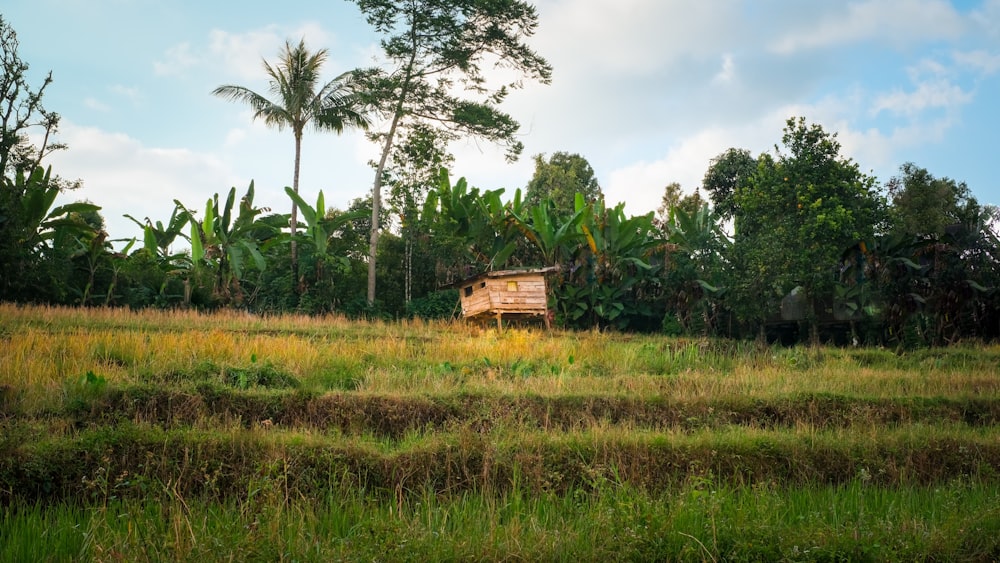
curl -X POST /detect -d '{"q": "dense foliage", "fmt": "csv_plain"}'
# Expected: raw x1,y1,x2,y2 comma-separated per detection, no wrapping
348,0,553,304
1,14,998,345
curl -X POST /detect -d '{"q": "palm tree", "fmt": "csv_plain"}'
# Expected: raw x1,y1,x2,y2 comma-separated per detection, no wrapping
212,39,369,284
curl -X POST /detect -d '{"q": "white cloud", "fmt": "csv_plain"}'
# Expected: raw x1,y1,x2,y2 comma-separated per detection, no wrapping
45,122,236,246
837,117,956,172
153,42,199,76
972,0,1000,38
599,86,965,217
835,126,897,173
534,0,744,75
154,22,337,83
83,98,111,112
605,124,770,216
208,27,287,80
207,23,337,82
872,80,972,116
110,85,142,105
713,53,736,85
288,22,335,58
953,49,1000,75
223,128,248,147
770,0,965,54
867,53,981,117
907,58,949,80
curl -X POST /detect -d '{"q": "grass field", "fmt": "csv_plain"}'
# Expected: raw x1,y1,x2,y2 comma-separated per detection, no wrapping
1,303,999,561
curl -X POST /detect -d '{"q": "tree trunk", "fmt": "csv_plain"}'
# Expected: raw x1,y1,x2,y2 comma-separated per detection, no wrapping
367,110,403,305
405,236,412,305
291,132,302,292
367,40,418,306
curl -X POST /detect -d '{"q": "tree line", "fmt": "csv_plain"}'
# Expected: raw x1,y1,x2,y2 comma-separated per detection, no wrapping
2,7,998,346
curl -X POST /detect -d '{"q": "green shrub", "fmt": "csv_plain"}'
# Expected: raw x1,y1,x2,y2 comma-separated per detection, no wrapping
406,289,460,320
662,312,684,336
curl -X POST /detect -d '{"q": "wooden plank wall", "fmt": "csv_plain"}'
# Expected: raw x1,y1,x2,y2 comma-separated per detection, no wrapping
459,274,549,318
489,275,547,314
460,280,492,317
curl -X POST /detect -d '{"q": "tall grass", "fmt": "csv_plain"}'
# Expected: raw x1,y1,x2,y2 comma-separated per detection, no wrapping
3,480,998,562
2,304,999,560
5,419,997,504
4,304,999,411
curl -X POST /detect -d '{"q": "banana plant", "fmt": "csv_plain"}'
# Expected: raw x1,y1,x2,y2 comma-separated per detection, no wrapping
581,196,658,278
285,186,365,281
508,191,590,267
124,202,190,258
559,195,660,329
67,227,111,305
0,166,102,302
476,186,523,269
68,232,136,306
661,204,731,330
834,233,934,345
180,181,276,303
123,204,194,304
12,166,101,251
125,203,192,276
423,168,520,270
665,203,729,260
426,168,481,238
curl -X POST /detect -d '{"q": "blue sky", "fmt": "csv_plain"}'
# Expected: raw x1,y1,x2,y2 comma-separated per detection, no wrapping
5,0,1000,244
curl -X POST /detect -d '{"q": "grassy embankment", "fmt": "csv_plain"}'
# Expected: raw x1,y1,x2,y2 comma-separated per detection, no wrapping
1,303,999,561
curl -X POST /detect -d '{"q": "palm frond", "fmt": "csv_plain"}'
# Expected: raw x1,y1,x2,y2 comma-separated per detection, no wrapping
211,38,372,177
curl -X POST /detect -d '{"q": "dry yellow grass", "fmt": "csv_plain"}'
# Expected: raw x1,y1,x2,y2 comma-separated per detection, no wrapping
2,303,999,405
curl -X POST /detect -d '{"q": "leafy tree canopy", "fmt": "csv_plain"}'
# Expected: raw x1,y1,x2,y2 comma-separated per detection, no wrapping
524,152,602,213
383,122,454,230
701,147,755,221
1,17,91,301
349,0,553,303
0,15,66,180
655,181,705,229
887,162,980,238
728,117,886,325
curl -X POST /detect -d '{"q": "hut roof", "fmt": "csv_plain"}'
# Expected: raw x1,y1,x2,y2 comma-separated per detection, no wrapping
447,267,558,288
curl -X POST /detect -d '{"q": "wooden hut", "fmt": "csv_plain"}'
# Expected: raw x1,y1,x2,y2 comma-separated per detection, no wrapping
454,267,556,328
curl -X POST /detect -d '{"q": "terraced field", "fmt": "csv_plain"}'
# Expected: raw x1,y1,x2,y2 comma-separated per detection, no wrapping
1,304,999,561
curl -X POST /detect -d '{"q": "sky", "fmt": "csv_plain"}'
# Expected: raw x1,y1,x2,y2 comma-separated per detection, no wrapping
4,0,1000,245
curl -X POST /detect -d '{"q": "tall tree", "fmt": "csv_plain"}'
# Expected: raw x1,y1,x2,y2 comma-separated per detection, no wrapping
212,39,369,283
875,163,998,345
0,15,65,179
702,147,755,221
729,117,885,338
655,181,705,229
887,162,977,238
524,152,602,213
382,123,454,304
349,0,553,304
1,16,90,302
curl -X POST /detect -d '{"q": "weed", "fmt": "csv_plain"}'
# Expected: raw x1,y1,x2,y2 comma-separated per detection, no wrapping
81,370,108,389
224,363,298,390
